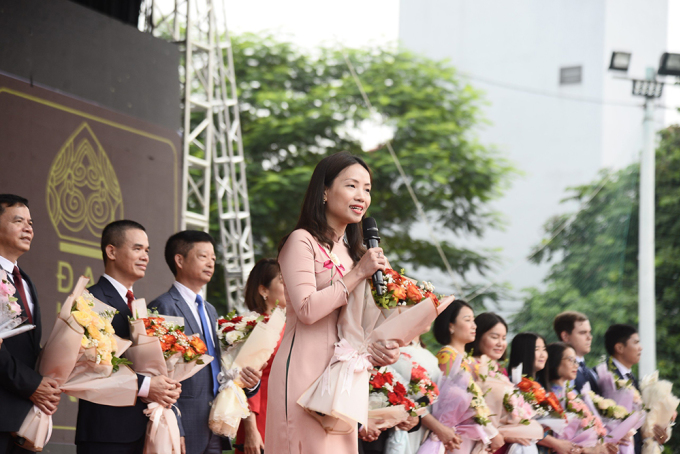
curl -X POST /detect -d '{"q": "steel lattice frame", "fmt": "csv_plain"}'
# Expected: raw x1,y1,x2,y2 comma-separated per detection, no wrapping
144,0,254,311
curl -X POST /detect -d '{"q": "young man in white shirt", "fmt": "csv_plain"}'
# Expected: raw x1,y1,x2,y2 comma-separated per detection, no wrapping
604,324,670,453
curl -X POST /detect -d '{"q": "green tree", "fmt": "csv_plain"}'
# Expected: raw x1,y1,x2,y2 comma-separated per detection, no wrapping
513,125,680,451
208,33,514,307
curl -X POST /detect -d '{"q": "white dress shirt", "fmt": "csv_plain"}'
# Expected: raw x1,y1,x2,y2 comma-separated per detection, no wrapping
172,281,214,347
611,357,633,378
0,254,35,316
101,274,150,398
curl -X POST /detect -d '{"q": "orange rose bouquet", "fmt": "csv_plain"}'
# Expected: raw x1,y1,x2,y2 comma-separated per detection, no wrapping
126,302,213,454
372,268,440,310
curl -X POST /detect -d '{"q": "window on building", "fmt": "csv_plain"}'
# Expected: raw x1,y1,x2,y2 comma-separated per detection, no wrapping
560,66,582,85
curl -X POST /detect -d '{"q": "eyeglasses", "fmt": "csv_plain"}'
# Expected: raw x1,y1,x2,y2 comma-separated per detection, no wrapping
562,356,579,365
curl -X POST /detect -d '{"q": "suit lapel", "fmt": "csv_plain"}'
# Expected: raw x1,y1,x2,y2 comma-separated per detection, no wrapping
18,269,41,350
168,285,202,338
98,276,131,317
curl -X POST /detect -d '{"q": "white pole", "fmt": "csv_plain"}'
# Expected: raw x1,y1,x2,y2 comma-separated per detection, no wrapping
638,68,657,378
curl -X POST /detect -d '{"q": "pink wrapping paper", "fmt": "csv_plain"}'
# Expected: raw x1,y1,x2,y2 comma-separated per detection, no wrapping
368,405,410,430
13,277,138,452
126,301,213,454
297,279,453,433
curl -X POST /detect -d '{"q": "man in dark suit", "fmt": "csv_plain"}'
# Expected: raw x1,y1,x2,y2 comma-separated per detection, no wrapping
149,230,261,454
604,324,669,454
75,220,181,454
0,194,61,454
554,311,600,394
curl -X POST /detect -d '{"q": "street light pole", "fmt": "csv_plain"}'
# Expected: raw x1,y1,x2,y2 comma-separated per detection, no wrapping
638,68,657,378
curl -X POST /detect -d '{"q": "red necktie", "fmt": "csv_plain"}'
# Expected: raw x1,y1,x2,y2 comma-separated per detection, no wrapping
126,290,135,312
12,266,33,324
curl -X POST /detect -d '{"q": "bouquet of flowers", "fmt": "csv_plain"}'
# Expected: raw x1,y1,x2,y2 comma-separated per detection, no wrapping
14,277,138,451
639,371,679,454
297,278,453,434
471,358,544,446
595,362,643,413
0,269,35,339
417,354,492,454
407,362,439,416
549,390,607,448
516,376,565,419
367,368,414,429
372,268,439,310
582,387,645,450
503,390,534,426
209,307,286,437
126,302,213,454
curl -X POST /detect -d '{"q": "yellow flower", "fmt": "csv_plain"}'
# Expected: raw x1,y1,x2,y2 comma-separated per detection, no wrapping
88,325,103,341
75,296,92,313
97,335,111,352
90,314,105,330
104,319,115,335
598,398,617,410
72,310,93,327
613,405,628,419
99,350,113,366
109,334,117,353
81,335,91,348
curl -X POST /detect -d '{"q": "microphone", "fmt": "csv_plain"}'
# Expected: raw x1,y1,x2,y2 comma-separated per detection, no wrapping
362,217,384,296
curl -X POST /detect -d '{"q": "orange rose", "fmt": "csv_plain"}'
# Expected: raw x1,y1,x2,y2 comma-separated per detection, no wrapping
387,283,407,300
189,336,208,355
406,283,423,303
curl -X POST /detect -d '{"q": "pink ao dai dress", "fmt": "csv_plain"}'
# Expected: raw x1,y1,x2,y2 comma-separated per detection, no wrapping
264,229,357,454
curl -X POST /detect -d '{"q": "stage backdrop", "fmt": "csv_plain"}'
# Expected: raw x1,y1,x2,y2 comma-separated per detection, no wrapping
0,72,181,445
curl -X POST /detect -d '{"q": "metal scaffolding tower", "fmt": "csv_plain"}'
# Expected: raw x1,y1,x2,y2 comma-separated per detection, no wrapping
143,0,254,311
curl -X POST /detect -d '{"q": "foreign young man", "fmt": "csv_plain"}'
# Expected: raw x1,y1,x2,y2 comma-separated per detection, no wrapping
0,194,61,454
553,311,600,394
75,220,181,454
149,230,261,454
604,324,671,453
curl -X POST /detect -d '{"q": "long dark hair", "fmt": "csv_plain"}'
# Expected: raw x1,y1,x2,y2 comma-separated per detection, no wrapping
465,312,508,360
509,332,547,380
433,300,473,346
244,258,281,314
279,152,371,263
537,342,571,389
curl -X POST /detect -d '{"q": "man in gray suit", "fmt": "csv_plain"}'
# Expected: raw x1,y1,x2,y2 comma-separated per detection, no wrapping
149,230,261,454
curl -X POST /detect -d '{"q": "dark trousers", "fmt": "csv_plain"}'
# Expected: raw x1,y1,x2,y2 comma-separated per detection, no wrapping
0,432,33,454
76,436,145,454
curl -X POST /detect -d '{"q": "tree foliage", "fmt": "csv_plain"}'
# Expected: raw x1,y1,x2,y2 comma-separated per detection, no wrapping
206,33,514,306
513,125,680,451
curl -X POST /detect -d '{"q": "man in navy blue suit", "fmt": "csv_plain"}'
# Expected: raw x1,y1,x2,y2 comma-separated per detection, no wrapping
149,230,261,454
0,195,61,454
554,311,600,394
604,324,670,454
75,220,182,454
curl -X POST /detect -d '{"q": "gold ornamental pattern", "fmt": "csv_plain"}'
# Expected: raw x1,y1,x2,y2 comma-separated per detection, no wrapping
46,122,123,247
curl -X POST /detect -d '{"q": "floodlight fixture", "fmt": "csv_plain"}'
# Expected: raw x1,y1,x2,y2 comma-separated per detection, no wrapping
609,51,631,72
632,79,664,98
658,52,680,77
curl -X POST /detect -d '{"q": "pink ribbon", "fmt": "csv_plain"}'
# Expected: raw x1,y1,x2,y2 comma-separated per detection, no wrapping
322,339,372,395
318,244,345,277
